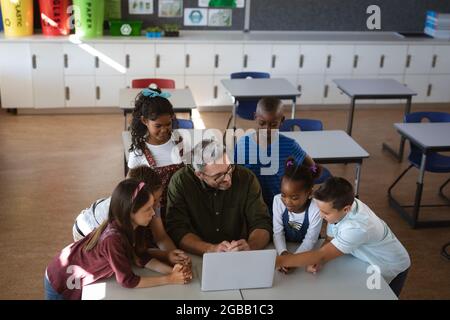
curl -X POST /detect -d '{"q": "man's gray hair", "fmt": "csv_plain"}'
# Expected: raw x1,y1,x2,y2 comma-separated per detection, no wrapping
191,139,225,172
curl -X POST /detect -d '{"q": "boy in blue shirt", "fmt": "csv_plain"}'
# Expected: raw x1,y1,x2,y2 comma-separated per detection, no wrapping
235,97,319,214
276,177,411,297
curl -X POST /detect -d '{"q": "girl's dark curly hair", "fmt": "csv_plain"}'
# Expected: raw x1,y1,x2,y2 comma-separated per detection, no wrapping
283,156,320,191
129,87,175,156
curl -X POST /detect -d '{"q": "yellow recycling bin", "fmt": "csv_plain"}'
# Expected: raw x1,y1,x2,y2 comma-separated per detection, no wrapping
0,0,34,37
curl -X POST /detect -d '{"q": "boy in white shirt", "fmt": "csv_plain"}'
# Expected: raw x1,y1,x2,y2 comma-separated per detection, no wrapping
276,177,411,297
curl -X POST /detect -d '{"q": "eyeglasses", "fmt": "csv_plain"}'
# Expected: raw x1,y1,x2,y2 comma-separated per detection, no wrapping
202,164,235,184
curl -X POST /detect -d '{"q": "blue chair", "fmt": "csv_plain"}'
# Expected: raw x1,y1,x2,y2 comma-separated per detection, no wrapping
227,72,270,129
280,118,332,184
173,118,194,129
388,111,450,205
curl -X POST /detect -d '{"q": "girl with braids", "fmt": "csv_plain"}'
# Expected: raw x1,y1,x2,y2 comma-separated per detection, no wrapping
45,178,192,300
128,86,185,223
273,157,323,273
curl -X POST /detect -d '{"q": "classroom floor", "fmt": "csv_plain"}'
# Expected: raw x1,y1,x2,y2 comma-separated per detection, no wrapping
0,104,449,300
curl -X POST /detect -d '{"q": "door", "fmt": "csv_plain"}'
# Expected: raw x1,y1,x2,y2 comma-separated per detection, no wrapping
325,45,354,75
271,44,300,75
63,43,96,75
124,44,155,76
214,44,243,75
185,76,214,107
155,44,185,75
94,44,126,76
243,44,272,73
31,43,65,108
64,76,96,107
212,75,234,107
297,75,325,105
299,45,327,74
95,76,126,107
185,44,215,75
430,45,450,74
0,43,33,108
405,45,433,75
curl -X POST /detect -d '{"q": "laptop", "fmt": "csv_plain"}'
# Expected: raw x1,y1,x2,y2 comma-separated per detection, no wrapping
201,249,277,291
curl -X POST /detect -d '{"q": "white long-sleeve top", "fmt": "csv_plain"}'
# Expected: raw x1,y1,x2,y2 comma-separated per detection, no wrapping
272,194,323,255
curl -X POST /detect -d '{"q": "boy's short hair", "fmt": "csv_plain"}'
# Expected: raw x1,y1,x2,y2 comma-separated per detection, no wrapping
313,177,354,210
256,97,283,114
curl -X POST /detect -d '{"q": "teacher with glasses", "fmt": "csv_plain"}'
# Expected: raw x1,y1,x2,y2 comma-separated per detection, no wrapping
165,139,272,256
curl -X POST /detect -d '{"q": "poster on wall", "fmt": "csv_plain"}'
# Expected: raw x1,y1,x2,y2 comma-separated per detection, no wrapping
159,0,183,17
184,8,208,26
208,9,232,27
198,0,244,8
129,0,154,15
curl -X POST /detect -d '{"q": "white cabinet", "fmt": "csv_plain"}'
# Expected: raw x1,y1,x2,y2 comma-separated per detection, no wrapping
94,44,125,76
95,76,125,107
324,75,352,104
353,45,407,75
0,43,33,108
64,76,96,107
325,45,354,75
427,75,450,102
403,75,429,103
243,44,272,73
377,45,408,75
271,45,300,75
124,44,155,76
31,43,65,108
185,44,215,75
430,45,450,74
212,75,233,107
214,44,243,75
185,76,214,107
405,45,433,75
155,44,185,75
299,45,327,74
63,43,95,75
297,75,325,105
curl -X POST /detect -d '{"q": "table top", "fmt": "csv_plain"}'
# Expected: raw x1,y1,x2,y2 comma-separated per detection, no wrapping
333,79,417,98
241,251,397,300
221,78,300,99
282,130,369,163
82,242,396,300
394,122,450,152
119,88,197,110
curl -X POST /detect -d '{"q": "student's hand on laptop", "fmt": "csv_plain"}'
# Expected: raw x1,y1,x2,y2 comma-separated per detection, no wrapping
306,264,322,274
168,249,191,267
169,264,192,284
227,239,250,252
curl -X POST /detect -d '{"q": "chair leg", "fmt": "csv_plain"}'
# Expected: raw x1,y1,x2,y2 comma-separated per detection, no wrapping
124,154,129,177
438,178,450,203
388,164,414,197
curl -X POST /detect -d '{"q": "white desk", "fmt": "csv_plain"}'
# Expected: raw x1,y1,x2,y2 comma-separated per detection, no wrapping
221,78,301,129
241,251,397,300
282,130,369,197
82,243,396,300
82,254,241,300
119,88,197,129
334,79,417,162
388,122,450,228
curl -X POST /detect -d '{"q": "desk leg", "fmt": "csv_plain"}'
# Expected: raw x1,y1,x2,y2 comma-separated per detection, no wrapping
355,163,361,198
291,97,297,119
382,97,412,162
347,97,356,136
411,153,426,228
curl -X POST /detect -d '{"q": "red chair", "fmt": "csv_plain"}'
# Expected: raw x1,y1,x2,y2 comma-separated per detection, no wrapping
131,78,175,89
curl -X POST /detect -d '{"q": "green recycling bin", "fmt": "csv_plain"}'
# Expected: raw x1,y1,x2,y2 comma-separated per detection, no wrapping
72,0,105,38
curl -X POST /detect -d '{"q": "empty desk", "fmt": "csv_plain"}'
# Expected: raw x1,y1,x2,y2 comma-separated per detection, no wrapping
389,122,450,228
119,88,197,129
221,78,301,130
333,79,417,161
